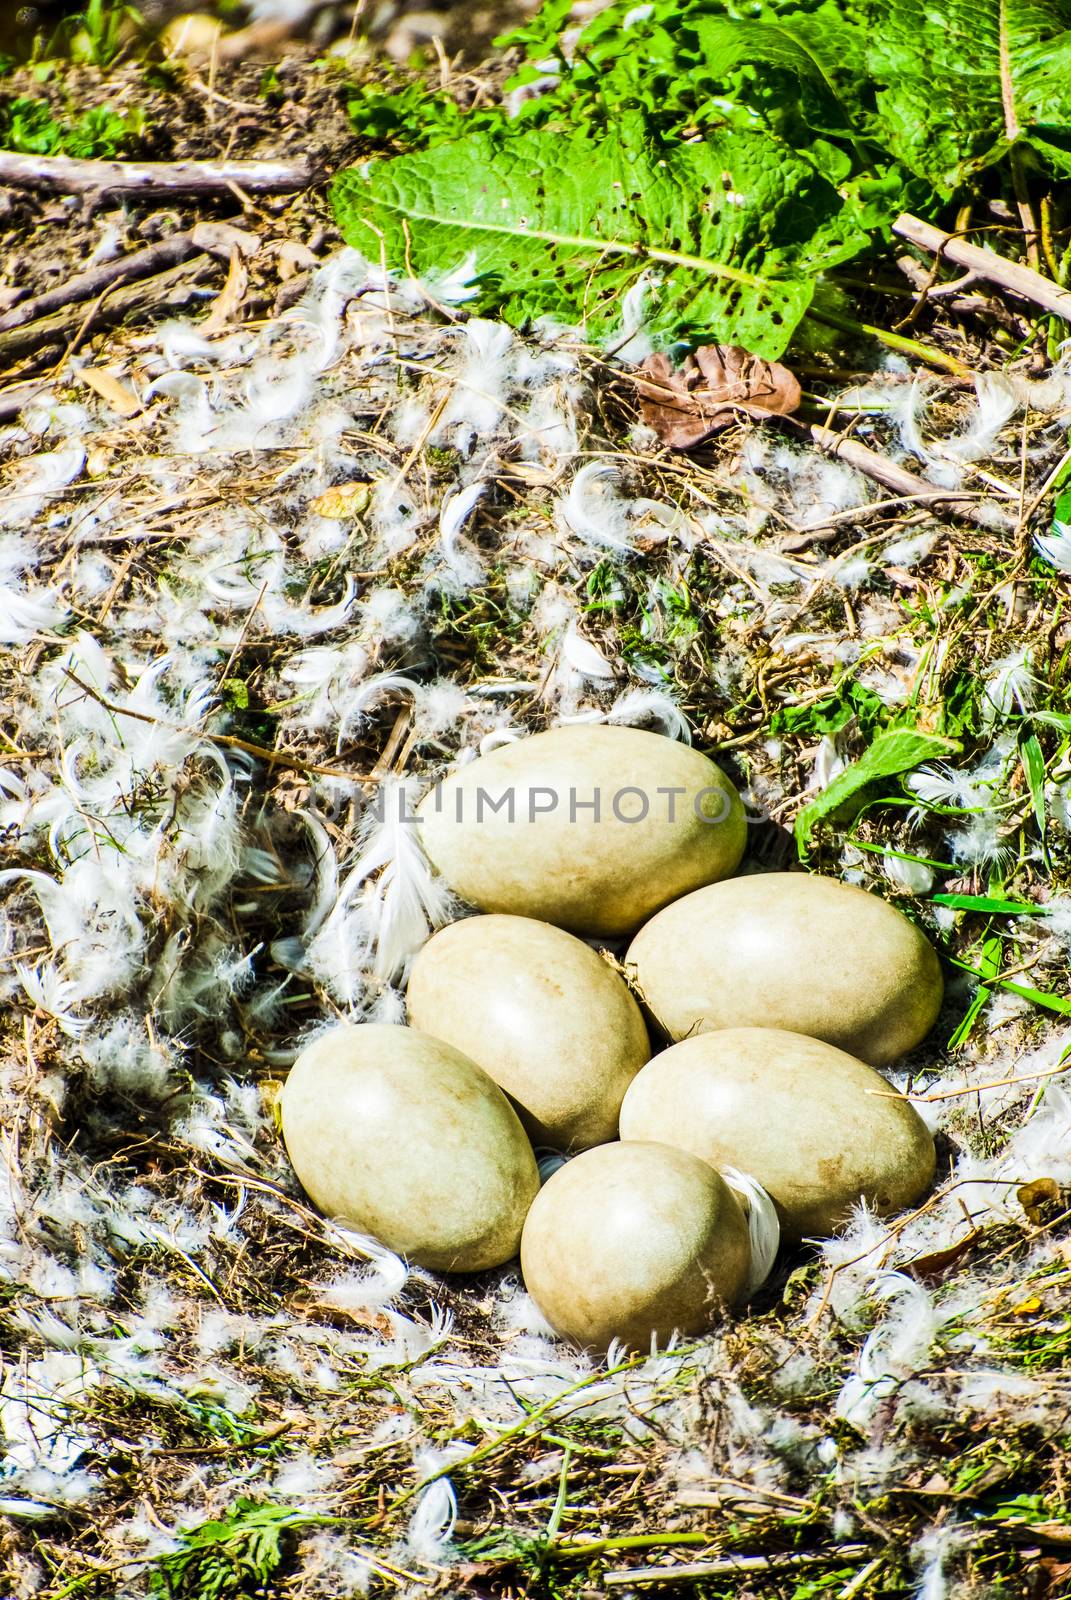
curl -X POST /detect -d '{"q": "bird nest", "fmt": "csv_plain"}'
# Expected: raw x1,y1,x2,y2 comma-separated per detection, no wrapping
1,103,1071,1600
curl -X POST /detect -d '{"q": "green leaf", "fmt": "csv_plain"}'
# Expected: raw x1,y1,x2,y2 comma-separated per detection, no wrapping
950,958,1071,1017
794,728,960,854
932,893,1043,914
1019,732,1048,843
331,121,872,358
948,933,1003,1046
763,0,1071,195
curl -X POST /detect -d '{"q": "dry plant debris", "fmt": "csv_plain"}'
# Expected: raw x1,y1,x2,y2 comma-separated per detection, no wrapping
633,346,802,449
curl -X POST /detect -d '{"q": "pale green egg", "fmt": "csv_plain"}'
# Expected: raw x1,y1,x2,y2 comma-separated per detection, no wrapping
520,1141,750,1350
620,1027,936,1238
407,914,650,1150
281,1023,539,1272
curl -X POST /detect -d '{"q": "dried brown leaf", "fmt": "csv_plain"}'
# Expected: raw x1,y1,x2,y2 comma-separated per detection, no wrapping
1018,1176,1062,1223
633,344,801,449
78,365,141,418
201,244,249,334
905,1229,980,1283
311,481,372,519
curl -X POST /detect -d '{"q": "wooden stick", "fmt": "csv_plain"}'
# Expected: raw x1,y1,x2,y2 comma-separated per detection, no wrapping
792,419,1017,534
603,1545,872,1588
0,256,213,369
894,212,1071,323
0,231,203,334
0,151,312,198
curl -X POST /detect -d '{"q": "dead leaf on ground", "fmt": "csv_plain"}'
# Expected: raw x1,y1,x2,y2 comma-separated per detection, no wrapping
311,481,372,519
1035,1556,1071,1597
201,245,249,335
78,365,142,418
633,344,801,449
1018,1176,1062,1223
905,1229,981,1283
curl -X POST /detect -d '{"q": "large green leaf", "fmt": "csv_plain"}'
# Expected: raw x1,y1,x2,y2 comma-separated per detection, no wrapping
332,122,872,359
762,0,1071,194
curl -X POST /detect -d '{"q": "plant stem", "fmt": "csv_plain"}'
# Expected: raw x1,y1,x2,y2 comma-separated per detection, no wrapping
552,1531,711,1557
806,305,972,376
386,1350,662,1512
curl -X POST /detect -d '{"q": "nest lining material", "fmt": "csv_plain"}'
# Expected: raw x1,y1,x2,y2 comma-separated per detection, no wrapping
1,246,1070,1596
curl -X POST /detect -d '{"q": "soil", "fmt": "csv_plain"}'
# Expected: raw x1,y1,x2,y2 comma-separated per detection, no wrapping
0,10,523,318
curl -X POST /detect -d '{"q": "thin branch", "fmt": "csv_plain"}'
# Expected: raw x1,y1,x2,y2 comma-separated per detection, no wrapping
0,231,203,335
894,212,1071,322
791,419,1017,533
0,151,312,197
0,256,214,369
603,1545,872,1588
61,670,376,785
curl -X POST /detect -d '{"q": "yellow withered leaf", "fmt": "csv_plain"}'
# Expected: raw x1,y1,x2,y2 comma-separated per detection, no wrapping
311,481,371,519
79,366,141,418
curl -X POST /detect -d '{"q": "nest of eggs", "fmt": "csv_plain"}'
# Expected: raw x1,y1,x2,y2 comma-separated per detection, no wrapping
281,723,941,1352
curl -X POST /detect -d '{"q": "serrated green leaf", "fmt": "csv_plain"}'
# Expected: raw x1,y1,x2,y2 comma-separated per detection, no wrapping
794,728,961,854
332,122,871,358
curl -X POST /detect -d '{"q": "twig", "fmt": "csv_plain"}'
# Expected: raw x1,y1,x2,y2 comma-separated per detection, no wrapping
0,231,203,335
386,1350,660,1513
871,1060,1070,1102
62,669,377,785
0,151,312,197
0,257,214,369
793,419,1017,533
0,376,49,422
894,212,1071,323
602,1545,872,1587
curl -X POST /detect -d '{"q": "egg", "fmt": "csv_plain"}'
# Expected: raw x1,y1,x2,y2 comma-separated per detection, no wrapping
280,1024,539,1272
626,872,942,1066
520,1142,750,1350
406,914,651,1150
619,1028,935,1238
416,725,745,938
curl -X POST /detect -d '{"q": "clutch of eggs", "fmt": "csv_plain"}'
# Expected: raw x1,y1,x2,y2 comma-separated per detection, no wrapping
277,727,948,1348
